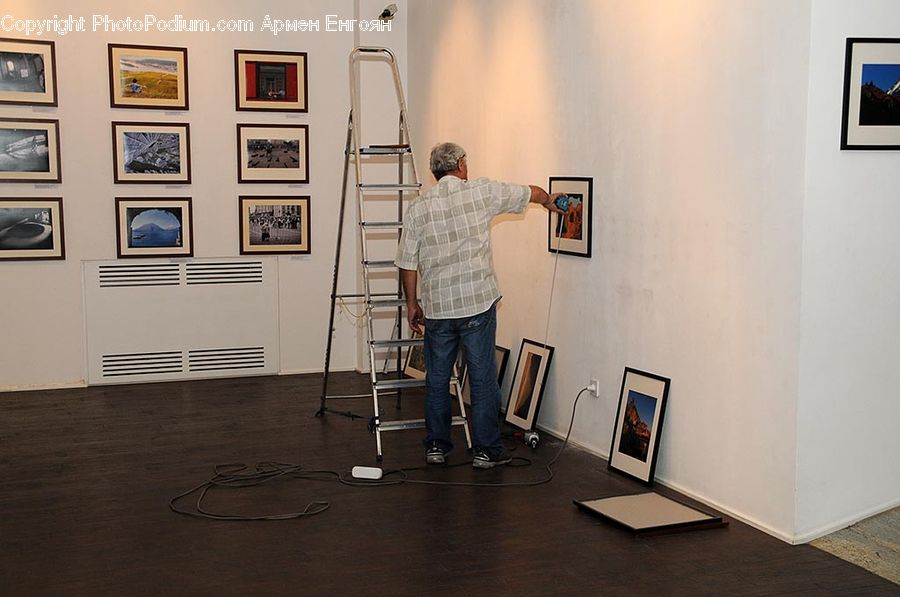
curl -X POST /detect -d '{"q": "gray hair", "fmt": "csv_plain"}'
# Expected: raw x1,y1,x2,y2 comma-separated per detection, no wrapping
429,142,466,178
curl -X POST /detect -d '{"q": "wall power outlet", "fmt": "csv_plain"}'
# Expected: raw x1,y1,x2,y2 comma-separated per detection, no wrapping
587,379,600,397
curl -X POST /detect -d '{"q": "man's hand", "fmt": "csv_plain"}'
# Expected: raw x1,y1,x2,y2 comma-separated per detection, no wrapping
547,193,567,215
407,301,424,335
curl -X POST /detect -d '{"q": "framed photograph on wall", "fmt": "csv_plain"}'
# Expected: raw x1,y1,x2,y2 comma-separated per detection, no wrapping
235,50,308,112
112,122,191,184
239,195,310,254
841,38,900,150
0,118,61,183
0,197,65,260
548,176,592,257
108,43,189,110
237,124,309,183
459,345,511,406
115,197,193,258
504,339,554,431
608,367,671,486
0,37,58,106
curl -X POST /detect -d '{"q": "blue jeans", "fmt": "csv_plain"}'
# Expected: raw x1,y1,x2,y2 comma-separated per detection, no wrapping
424,304,501,453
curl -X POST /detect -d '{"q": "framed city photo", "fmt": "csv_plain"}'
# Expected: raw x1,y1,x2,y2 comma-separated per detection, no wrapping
0,118,61,183
548,176,592,257
111,122,191,184
460,345,511,406
237,124,309,183
108,43,188,110
504,339,554,431
239,195,310,254
608,367,671,486
0,38,57,106
0,198,64,261
841,38,900,150
115,197,193,258
234,50,308,112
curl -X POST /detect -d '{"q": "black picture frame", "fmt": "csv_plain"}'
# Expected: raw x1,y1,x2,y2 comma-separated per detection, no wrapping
111,121,192,184
108,43,189,110
0,117,61,183
239,195,310,255
236,123,310,184
0,37,58,106
548,176,593,258
115,197,193,258
0,197,65,260
504,339,554,431
840,38,900,150
234,49,308,112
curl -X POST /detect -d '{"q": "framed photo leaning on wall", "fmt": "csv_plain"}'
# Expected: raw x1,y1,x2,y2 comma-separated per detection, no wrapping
504,339,554,431
239,196,310,255
0,197,65,261
841,38,900,150
234,50,308,112
547,176,592,258
108,43,189,110
0,37,58,106
111,122,191,184
115,197,193,258
236,124,309,183
0,118,61,183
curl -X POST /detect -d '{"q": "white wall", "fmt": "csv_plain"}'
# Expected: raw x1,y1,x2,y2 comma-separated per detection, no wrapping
795,0,900,541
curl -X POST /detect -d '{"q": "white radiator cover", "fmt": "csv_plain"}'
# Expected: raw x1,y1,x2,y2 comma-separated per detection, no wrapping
83,257,279,385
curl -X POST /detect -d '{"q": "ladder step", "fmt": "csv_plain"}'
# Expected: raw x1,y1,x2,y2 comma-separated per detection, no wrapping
370,338,423,348
362,260,397,269
367,297,406,308
359,144,412,155
378,416,467,433
374,378,426,390
360,221,403,229
358,183,421,191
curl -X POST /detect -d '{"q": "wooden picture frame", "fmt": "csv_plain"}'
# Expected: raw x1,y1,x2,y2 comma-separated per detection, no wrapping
841,38,900,150
0,37,58,106
0,197,65,260
239,195,310,255
608,367,671,486
115,197,193,258
0,118,61,183
504,339,554,431
548,176,592,257
459,345,511,405
108,43,189,110
234,50,308,112
236,124,309,183
111,122,191,184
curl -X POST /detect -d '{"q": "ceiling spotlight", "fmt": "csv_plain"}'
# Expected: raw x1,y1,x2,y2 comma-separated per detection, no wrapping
378,4,398,21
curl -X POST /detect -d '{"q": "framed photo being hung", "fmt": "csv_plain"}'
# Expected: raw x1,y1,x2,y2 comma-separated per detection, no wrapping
111,122,191,184
115,197,193,258
841,38,900,150
235,50,308,112
0,118,61,183
0,197,65,261
237,124,309,183
504,339,554,431
608,367,671,486
458,345,511,406
108,43,189,110
0,37,58,106
239,195,310,255
548,176,592,257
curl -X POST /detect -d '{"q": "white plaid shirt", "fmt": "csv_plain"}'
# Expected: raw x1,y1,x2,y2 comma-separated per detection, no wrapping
395,175,531,319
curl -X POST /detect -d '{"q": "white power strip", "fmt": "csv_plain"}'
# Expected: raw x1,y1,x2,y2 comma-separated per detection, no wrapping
351,466,383,480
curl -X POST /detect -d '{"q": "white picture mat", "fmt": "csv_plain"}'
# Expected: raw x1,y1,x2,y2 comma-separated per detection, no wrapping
236,52,306,110
117,199,192,256
0,199,63,258
845,42,900,146
580,493,715,530
609,370,666,480
238,126,307,181
0,120,59,181
548,178,590,255
505,342,552,430
0,40,55,103
114,123,190,182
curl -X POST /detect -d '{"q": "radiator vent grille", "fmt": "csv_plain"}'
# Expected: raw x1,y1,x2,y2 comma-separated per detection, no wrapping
186,261,264,285
98,263,181,288
102,351,184,377
188,346,266,372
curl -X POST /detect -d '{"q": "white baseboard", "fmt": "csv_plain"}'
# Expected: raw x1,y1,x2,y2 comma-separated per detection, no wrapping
278,366,358,376
0,380,86,393
793,496,900,544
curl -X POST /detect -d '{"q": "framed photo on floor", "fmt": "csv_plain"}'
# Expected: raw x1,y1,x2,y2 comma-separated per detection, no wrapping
548,176,592,257
111,122,191,184
504,339,554,431
0,197,65,260
115,197,193,258
841,38,900,150
0,118,61,183
108,43,189,110
0,37,58,106
239,195,310,255
403,332,426,380
237,124,309,183
459,345,511,405
234,50,308,112
608,367,671,486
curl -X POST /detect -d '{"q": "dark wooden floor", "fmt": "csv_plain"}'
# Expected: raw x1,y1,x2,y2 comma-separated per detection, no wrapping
0,373,896,596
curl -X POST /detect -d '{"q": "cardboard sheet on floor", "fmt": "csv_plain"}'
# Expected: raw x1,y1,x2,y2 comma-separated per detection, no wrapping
574,492,728,536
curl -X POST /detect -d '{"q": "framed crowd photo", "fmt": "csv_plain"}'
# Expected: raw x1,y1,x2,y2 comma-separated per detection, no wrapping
841,38,900,150
608,367,671,486
234,50,308,112
239,195,310,255
0,197,65,261
504,339,554,431
548,176,592,257
0,37,58,106
0,118,61,183
237,124,309,183
458,345,511,406
108,43,189,110
115,197,193,258
111,122,191,184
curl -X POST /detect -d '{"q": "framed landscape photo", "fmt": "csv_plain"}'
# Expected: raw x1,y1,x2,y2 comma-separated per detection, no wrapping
239,195,310,254
112,122,191,184
841,38,900,150
504,339,554,431
0,37,57,106
237,124,309,183
608,367,671,486
235,50,308,112
115,197,193,258
0,118,61,183
108,43,188,110
0,198,64,260
548,176,592,257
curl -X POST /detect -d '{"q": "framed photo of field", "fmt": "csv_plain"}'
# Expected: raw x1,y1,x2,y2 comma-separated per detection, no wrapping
115,197,193,258
0,198,65,261
108,44,188,110
548,176,592,258
0,118,61,183
504,339,554,431
234,50,308,112
237,124,309,183
239,195,310,255
0,37,58,106
111,122,191,184
841,38,900,150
